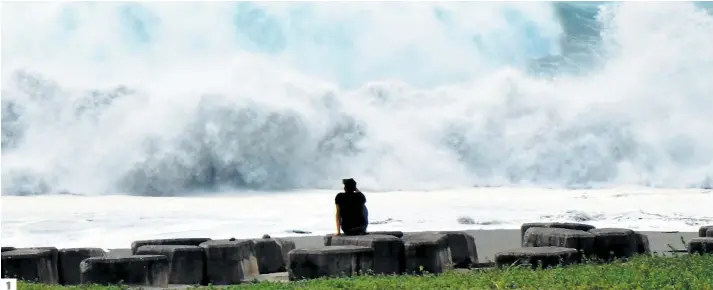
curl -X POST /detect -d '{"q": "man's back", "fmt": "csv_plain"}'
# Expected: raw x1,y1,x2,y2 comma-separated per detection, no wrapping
335,191,366,231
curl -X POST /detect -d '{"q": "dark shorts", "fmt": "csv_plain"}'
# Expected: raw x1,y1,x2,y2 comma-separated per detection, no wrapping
340,206,369,235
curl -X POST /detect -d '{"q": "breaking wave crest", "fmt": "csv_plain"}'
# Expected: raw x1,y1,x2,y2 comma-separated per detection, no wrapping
2,2,713,195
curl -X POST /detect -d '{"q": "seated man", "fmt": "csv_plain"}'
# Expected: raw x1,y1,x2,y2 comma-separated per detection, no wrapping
335,178,368,235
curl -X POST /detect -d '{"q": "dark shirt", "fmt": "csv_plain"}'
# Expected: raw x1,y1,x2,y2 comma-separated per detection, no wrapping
335,191,366,230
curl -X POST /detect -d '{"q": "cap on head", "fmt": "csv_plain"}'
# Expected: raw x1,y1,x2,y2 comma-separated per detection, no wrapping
342,178,357,191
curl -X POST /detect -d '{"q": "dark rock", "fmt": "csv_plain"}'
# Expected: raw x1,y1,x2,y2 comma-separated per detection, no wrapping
130,238,211,254
687,237,713,255
328,234,405,275
495,247,581,269
369,231,404,238
262,234,271,239
520,222,595,244
57,248,105,285
199,239,259,285
438,231,479,268
135,245,204,285
1,247,16,252
253,239,287,274
401,233,452,274
79,255,169,287
286,230,312,234
457,216,476,225
288,246,373,281
523,227,595,255
588,228,638,260
1,248,59,284
698,225,713,237
634,232,651,254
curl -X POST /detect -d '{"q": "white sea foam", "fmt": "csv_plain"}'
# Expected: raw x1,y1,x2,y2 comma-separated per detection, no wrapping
2,188,712,249
2,3,713,247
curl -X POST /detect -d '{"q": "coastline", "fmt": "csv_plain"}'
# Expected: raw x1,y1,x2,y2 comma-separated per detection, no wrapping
106,229,699,261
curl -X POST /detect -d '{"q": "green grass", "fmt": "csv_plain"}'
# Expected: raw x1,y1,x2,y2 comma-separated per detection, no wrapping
18,254,713,290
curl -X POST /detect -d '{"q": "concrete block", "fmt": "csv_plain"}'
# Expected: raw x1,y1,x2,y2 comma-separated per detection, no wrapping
57,248,106,285
523,227,595,255
520,222,595,244
588,228,638,260
30,247,59,284
1,248,59,284
199,239,259,285
634,232,651,254
130,238,211,254
495,247,580,269
329,234,405,274
288,246,373,281
253,238,286,274
79,255,169,287
275,238,296,268
438,231,479,268
687,237,713,255
135,245,204,285
401,233,452,274
698,225,713,237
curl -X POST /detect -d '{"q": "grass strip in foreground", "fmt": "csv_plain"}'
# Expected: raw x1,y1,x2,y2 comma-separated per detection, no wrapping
17,254,713,290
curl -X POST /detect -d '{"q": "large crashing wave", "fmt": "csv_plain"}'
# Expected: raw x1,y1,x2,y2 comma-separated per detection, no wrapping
2,2,713,196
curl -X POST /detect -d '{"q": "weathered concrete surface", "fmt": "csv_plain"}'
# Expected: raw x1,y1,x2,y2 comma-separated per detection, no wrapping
253,238,287,274
699,225,713,237
131,238,211,254
80,255,169,287
136,245,204,285
687,237,713,255
438,231,479,268
199,239,259,285
401,233,452,274
706,228,713,238
589,228,638,260
634,232,651,254
495,247,580,269
30,247,59,285
57,248,106,285
288,245,374,281
250,272,289,283
1,248,59,284
328,234,405,274
369,231,404,238
288,229,698,261
523,227,596,255
275,238,296,270
520,222,596,244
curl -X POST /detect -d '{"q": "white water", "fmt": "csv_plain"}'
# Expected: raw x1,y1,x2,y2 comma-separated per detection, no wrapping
2,2,713,195
2,3,713,248
2,188,712,249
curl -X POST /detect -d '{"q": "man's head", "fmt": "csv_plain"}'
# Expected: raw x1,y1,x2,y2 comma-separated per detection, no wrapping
342,178,357,192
